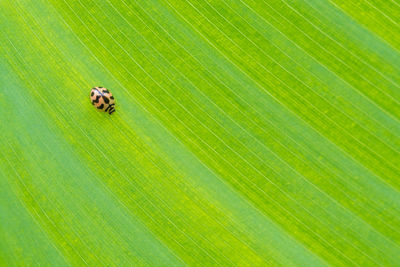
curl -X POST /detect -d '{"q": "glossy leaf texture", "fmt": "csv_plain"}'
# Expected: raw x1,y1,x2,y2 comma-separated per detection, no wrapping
1,0,400,266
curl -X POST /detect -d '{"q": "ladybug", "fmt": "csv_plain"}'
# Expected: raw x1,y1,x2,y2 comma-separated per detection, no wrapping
90,87,115,114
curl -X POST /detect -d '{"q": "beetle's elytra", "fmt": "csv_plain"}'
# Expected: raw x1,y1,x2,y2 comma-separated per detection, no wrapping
90,87,115,114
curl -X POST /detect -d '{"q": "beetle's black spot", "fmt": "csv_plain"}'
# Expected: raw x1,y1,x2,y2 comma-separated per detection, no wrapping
110,96,114,100
91,91,94,97
102,89,109,94
97,104,104,109
93,95,101,103
102,95,110,104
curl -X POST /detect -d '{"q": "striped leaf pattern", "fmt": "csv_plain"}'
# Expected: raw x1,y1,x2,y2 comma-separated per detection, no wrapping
1,0,400,266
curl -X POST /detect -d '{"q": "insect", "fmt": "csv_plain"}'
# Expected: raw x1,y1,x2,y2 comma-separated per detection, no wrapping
90,87,115,114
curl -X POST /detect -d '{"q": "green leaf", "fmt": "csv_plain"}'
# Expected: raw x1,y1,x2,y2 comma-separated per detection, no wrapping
1,0,400,265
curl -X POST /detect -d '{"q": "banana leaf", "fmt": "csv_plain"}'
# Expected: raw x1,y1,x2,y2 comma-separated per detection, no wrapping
1,0,400,265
